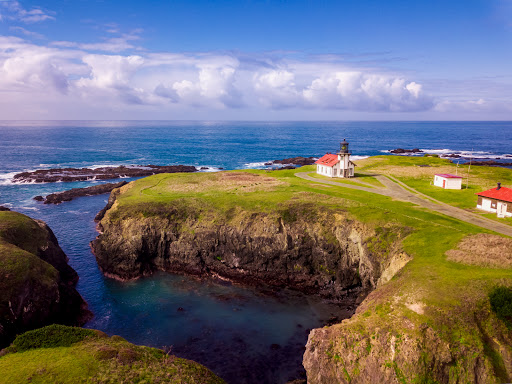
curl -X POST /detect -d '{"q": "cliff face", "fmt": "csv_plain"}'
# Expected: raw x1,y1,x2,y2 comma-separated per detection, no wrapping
0,211,91,348
303,274,512,384
93,191,410,302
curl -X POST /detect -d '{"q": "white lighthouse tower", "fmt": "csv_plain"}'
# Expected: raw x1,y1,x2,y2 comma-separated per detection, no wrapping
337,138,353,178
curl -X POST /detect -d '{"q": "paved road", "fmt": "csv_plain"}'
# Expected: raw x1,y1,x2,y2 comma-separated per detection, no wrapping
295,172,512,237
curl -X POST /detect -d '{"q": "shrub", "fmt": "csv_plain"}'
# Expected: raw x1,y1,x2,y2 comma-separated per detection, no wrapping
12,324,97,352
489,286,512,328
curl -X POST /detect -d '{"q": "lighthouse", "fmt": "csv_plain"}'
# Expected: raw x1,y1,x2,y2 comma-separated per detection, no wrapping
315,138,356,178
337,139,352,178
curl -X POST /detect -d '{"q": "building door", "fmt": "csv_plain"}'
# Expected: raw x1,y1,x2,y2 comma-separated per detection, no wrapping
333,169,337,177
498,202,507,218
442,180,446,188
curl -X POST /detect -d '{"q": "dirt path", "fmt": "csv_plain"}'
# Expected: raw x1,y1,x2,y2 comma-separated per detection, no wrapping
295,172,512,237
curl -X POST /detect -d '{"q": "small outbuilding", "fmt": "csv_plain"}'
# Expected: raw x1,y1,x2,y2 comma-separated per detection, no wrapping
433,174,462,189
315,139,356,178
476,183,512,218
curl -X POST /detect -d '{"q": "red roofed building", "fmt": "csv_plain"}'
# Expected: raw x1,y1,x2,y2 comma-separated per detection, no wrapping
315,139,355,178
433,173,462,189
476,183,512,218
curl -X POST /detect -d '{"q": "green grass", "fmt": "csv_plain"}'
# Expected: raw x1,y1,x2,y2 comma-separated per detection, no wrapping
0,325,225,384
356,155,512,222
97,160,512,382
0,211,59,309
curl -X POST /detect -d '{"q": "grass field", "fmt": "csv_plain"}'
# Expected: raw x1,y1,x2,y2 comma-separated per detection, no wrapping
356,155,512,223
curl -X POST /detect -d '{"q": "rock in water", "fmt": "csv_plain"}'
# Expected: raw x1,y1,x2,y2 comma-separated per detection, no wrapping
0,210,91,348
13,164,197,183
41,181,128,204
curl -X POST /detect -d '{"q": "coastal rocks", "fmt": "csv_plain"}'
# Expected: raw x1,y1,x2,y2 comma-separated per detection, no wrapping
0,210,91,348
469,160,508,166
389,148,423,154
0,206,10,211
13,164,197,183
91,193,409,302
36,181,128,204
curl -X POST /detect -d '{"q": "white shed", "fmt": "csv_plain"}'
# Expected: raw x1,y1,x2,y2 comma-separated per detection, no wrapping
476,183,512,218
433,174,462,189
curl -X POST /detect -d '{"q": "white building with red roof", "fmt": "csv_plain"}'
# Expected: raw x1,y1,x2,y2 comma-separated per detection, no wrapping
476,183,512,218
433,173,462,189
315,139,355,178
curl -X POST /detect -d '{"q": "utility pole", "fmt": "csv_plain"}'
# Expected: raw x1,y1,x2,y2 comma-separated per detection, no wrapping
466,149,472,190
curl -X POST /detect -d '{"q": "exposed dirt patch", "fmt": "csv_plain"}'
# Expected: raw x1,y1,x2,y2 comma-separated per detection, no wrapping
446,233,512,268
161,172,286,194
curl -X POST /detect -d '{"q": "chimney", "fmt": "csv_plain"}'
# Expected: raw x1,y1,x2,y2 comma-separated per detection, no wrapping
497,182,501,190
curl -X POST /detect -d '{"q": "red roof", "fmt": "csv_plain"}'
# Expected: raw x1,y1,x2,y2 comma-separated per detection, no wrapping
315,153,339,167
435,174,462,179
477,186,512,203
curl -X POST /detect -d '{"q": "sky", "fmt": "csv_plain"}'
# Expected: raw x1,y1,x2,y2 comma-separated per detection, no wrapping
0,0,511,120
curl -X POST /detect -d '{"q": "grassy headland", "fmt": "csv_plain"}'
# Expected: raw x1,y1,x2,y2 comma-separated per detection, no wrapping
96,158,512,382
0,325,224,384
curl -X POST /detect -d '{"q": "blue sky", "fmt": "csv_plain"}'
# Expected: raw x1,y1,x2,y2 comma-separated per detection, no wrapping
0,0,511,120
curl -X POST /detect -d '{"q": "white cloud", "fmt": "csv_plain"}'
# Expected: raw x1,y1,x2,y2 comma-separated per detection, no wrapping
253,70,301,108
0,35,467,118
0,1,55,23
303,72,432,111
9,26,44,39
51,30,143,53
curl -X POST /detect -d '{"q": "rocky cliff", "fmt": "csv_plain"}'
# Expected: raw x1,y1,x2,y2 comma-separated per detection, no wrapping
0,210,91,348
303,277,512,384
92,184,410,302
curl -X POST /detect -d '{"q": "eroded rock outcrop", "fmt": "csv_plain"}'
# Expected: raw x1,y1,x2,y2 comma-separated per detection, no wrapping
303,272,512,384
92,185,410,302
0,210,91,348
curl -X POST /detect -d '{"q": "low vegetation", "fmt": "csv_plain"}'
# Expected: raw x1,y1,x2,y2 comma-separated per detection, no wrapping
490,286,512,329
445,233,512,268
356,156,512,217
100,158,512,382
0,325,225,384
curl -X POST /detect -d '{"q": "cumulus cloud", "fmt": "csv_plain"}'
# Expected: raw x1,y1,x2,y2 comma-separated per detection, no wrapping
0,1,55,23
303,72,432,111
0,35,441,117
254,70,301,108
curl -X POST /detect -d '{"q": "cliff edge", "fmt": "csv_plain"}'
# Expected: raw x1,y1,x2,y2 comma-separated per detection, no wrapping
0,210,91,348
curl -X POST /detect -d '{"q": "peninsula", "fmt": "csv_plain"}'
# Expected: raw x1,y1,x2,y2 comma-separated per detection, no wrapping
91,155,512,383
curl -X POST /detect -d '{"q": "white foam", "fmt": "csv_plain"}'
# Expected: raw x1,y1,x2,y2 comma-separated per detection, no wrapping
244,161,270,169
0,171,18,185
196,166,222,173
419,148,453,154
19,206,38,211
351,155,369,161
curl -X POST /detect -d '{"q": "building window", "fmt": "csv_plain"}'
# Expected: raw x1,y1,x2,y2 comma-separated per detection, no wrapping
491,200,497,209
477,196,482,206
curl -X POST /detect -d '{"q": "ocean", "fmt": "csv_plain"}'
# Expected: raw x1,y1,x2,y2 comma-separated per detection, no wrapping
1,120,511,383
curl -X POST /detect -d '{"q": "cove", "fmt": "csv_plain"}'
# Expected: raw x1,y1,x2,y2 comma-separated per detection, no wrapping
12,191,355,383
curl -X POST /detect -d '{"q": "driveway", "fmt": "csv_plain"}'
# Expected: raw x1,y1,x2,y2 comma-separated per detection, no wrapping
295,172,512,237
